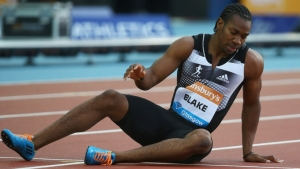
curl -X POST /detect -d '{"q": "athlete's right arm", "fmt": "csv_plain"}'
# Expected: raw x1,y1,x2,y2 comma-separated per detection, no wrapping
123,36,194,90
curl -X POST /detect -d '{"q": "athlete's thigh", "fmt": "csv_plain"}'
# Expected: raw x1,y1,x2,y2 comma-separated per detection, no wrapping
114,94,184,146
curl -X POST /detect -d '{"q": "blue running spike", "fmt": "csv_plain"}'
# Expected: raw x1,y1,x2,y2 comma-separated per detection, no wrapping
1,129,35,161
84,146,115,165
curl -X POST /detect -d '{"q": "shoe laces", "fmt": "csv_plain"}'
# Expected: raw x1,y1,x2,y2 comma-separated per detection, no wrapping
93,151,113,165
16,134,33,142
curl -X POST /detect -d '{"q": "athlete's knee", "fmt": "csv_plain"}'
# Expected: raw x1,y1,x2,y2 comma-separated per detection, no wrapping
93,89,128,120
94,89,125,109
186,129,212,154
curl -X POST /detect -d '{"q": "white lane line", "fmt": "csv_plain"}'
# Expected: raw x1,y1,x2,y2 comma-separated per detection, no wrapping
15,162,300,169
0,77,125,86
213,139,300,151
142,162,299,169
2,139,299,169
1,92,300,119
262,78,300,86
67,114,300,136
259,94,300,102
2,91,299,102
0,111,68,119
229,93,300,103
69,114,300,137
1,114,295,137
0,86,172,101
0,99,299,121
159,93,300,108
71,129,123,136
0,69,299,86
1,78,300,101
0,94,300,119
15,162,84,169
1,108,300,126
221,114,300,124
0,157,79,161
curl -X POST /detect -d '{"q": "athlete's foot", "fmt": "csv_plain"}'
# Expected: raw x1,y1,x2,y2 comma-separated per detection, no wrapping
84,146,115,165
1,129,35,161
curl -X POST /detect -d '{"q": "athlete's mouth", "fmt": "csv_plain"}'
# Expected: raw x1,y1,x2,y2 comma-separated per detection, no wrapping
228,45,238,52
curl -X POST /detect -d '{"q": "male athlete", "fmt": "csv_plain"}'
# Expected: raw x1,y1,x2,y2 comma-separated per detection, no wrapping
2,3,283,165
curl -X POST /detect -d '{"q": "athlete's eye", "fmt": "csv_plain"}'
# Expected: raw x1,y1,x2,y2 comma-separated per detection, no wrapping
242,36,247,40
230,31,237,35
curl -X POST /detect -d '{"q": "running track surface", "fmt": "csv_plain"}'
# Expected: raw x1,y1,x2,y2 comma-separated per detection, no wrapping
0,70,300,169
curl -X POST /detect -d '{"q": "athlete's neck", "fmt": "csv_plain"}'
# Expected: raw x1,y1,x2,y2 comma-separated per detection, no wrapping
208,34,228,59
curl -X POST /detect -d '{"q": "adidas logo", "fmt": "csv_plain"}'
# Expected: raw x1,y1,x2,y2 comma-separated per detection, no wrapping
216,74,229,83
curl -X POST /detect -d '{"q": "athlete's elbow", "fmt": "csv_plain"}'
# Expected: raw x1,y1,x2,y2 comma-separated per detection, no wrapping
135,80,155,91
136,85,152,91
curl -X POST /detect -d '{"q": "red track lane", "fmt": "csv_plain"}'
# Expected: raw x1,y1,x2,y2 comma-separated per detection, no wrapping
1,71,300,169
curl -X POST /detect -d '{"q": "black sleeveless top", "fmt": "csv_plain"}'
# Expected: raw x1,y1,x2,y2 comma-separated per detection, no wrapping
169,34,249,133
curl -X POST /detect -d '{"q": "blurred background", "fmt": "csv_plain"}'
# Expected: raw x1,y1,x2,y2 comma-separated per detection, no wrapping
0,0,299,83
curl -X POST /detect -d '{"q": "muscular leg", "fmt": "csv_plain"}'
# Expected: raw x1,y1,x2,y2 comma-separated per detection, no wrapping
32,90,128,150
114,129,212,163
31,90,212,163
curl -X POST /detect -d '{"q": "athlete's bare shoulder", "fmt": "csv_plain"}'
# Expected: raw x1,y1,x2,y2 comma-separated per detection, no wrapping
244,48,264,79
165,36,194,62
171,36,194,50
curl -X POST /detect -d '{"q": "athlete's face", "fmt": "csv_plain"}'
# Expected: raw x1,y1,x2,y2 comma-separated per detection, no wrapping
216,15,251,54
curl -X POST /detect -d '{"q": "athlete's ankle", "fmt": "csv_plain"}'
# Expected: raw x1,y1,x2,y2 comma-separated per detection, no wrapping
31,137,42,151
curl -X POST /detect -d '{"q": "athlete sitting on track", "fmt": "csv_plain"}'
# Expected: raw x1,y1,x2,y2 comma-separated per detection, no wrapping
1,3,283,165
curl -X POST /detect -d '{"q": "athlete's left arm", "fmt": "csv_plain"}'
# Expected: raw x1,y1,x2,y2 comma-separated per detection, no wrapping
241,48,283,163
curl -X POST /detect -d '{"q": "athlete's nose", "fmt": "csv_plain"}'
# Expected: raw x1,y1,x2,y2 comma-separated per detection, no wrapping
232,36,242,45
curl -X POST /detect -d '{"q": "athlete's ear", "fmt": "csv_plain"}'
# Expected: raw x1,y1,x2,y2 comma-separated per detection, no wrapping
217,17,224,31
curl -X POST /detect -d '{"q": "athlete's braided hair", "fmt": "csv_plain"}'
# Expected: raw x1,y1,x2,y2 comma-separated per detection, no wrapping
213,3,252,32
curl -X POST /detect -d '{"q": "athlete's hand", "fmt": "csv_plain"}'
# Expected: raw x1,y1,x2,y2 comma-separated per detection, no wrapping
123,64,146,81
243,152,284,163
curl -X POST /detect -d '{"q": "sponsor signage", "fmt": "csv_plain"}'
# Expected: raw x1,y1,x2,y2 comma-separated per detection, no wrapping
251,16,300,33
240,0,300,15
71,14,172,40
240,0,300,33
